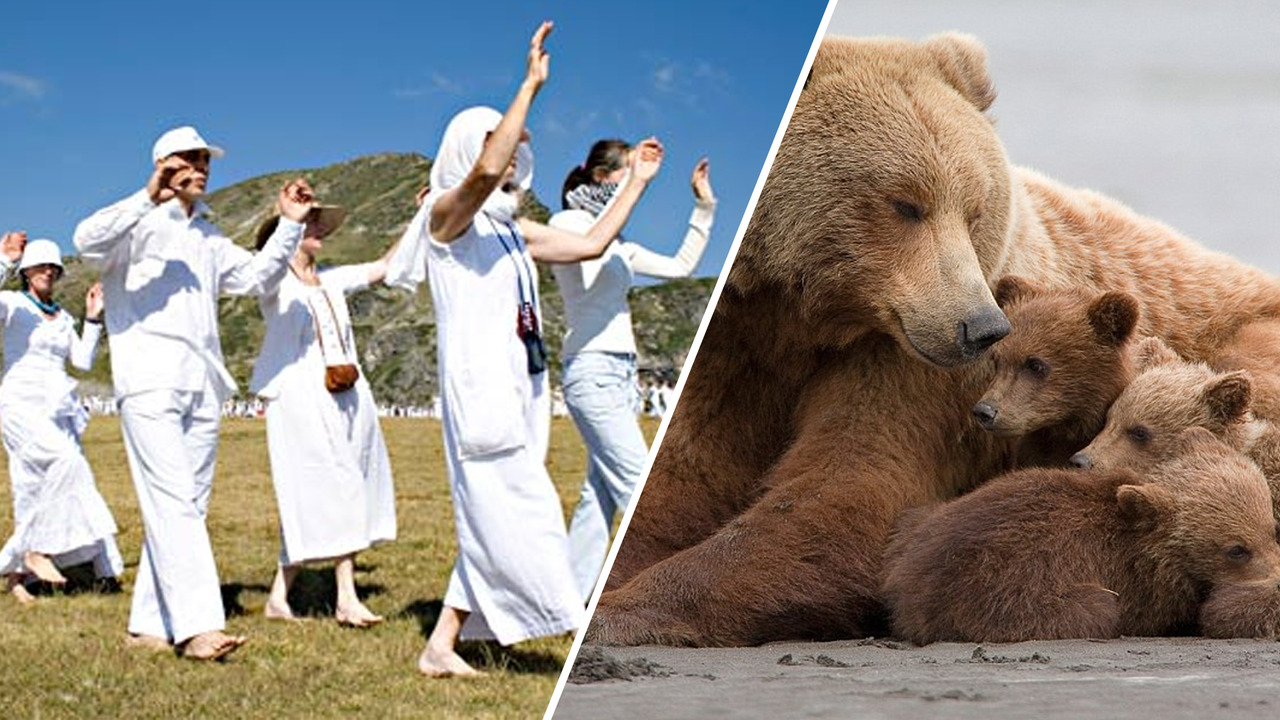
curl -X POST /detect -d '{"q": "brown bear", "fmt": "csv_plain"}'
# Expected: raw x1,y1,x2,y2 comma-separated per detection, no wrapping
1070,337,1280,520
588,32,1280,647
973,276,1141,467
882,428,1280,644
1199,581,1280,639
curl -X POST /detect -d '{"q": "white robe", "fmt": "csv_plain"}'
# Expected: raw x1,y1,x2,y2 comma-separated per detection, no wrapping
428,215,582,646
250,266,396,565
0,287,122,578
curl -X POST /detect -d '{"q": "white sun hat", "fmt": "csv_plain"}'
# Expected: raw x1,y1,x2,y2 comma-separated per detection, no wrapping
151,126,226,163
18,238,64,271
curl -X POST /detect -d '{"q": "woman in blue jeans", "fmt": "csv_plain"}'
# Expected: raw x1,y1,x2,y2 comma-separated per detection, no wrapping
550,143,715,600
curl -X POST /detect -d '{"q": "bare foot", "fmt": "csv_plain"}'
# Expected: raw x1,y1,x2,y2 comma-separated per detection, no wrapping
22,552,66,585
180,630,247,661
125,633,172,653
417,645,481,678
335,602,384,629
263,599,299,622
6,574,34,605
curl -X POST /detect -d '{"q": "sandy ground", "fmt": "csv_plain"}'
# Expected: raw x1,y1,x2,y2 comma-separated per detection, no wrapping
553,638,1280,719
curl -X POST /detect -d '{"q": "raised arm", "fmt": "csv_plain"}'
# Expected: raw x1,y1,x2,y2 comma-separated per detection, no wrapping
430,22,552,244
219,178,313,296
520,138,664,264
628,158,717,279
69,282,104,371
73,154,201,267
0,231,24,283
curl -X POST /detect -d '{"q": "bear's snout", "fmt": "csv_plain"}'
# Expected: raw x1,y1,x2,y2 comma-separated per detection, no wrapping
1069,453,1093,469
958,307,1011,358
972,401,999,429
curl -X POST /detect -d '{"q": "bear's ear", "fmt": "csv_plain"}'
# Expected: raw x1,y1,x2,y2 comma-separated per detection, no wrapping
1116,484,1170,529
923,33,997,112
1133,337,1180,372
1204,371,1253,425
994,275,1038,309
1088,292,1140,347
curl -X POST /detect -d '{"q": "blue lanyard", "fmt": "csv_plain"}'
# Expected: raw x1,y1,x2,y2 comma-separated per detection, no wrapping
485,213,537,307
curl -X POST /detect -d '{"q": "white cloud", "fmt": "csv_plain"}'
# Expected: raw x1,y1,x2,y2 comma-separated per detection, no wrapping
653,63,677,93
392,71,465,100
0,71,46,100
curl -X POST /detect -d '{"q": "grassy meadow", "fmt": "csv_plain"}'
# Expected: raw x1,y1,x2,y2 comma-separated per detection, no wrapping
0,415,656,719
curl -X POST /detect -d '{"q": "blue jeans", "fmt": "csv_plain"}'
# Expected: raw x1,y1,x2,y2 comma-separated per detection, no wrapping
563,352,649,602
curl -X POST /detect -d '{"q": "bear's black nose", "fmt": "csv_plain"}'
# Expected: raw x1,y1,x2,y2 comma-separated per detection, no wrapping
972,402,998,429
959,307,1011,356
1069,453,1093,469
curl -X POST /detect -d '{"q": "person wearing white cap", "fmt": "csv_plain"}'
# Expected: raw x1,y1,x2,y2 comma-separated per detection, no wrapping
248,204,400,628
0,231,123,603
386,22,662,677
73,125,316,660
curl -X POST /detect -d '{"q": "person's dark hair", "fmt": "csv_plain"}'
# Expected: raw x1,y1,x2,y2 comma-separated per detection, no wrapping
561,139,631,209
255,216,281,251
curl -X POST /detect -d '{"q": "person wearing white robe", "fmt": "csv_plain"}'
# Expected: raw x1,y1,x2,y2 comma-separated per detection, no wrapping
385,22,663,677
550,145,716,601
249,206,398,627
73,126,315,661
0,233,122,603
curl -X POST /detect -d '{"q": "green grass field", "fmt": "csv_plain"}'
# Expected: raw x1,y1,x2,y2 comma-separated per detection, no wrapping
0,415,654,719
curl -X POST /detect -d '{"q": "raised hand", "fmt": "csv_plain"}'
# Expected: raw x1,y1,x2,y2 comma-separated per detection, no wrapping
691,158,715,202
631,137,665,182
278,178,316,223
526,21,553,91
85,282,104,320
0,230,26,263
147,155,194,205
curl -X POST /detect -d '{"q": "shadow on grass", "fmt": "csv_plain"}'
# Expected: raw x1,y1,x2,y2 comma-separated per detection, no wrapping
221,568,388,619
221,581,271,617
398,598,568,675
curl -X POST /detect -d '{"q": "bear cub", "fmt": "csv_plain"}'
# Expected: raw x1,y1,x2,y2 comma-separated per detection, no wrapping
883,428,1280,644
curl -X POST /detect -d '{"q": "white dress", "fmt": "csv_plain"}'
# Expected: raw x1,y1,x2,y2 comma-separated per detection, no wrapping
249,266,396,565
428,212,582,645
0,284,122,578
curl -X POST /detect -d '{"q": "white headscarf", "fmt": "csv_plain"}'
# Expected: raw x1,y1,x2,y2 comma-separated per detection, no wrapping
386,106,534,290
426,106,533,222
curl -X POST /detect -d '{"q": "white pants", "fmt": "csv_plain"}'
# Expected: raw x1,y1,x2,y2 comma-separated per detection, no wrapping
118,386,224,644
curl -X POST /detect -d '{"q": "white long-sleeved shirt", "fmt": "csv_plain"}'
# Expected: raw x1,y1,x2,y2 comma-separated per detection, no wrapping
549,198,714,357
74,189,303,399
0,258,102,411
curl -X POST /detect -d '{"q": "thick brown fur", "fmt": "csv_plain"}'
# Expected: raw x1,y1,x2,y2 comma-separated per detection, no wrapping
588,33,1280,647
976,278,1141,467
883,429,1280,644
1200,581,1280,639
1074,337,1280,521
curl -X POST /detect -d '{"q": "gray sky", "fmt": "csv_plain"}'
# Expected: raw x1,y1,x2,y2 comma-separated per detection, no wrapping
826,0,1280,272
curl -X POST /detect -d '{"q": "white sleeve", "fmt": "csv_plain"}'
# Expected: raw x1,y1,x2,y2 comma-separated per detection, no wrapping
217,218,305,296
320,263,376,295
69,320,103,371
73,189,157,270
626,199,715,279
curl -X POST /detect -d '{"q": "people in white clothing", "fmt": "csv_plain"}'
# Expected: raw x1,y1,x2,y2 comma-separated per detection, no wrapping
385,22,662,678
0,232,123,604
551,146,714,600
73,125,315,661
250,203,399,628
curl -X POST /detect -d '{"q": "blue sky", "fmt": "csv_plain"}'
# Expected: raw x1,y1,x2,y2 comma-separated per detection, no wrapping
0,0,831,277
